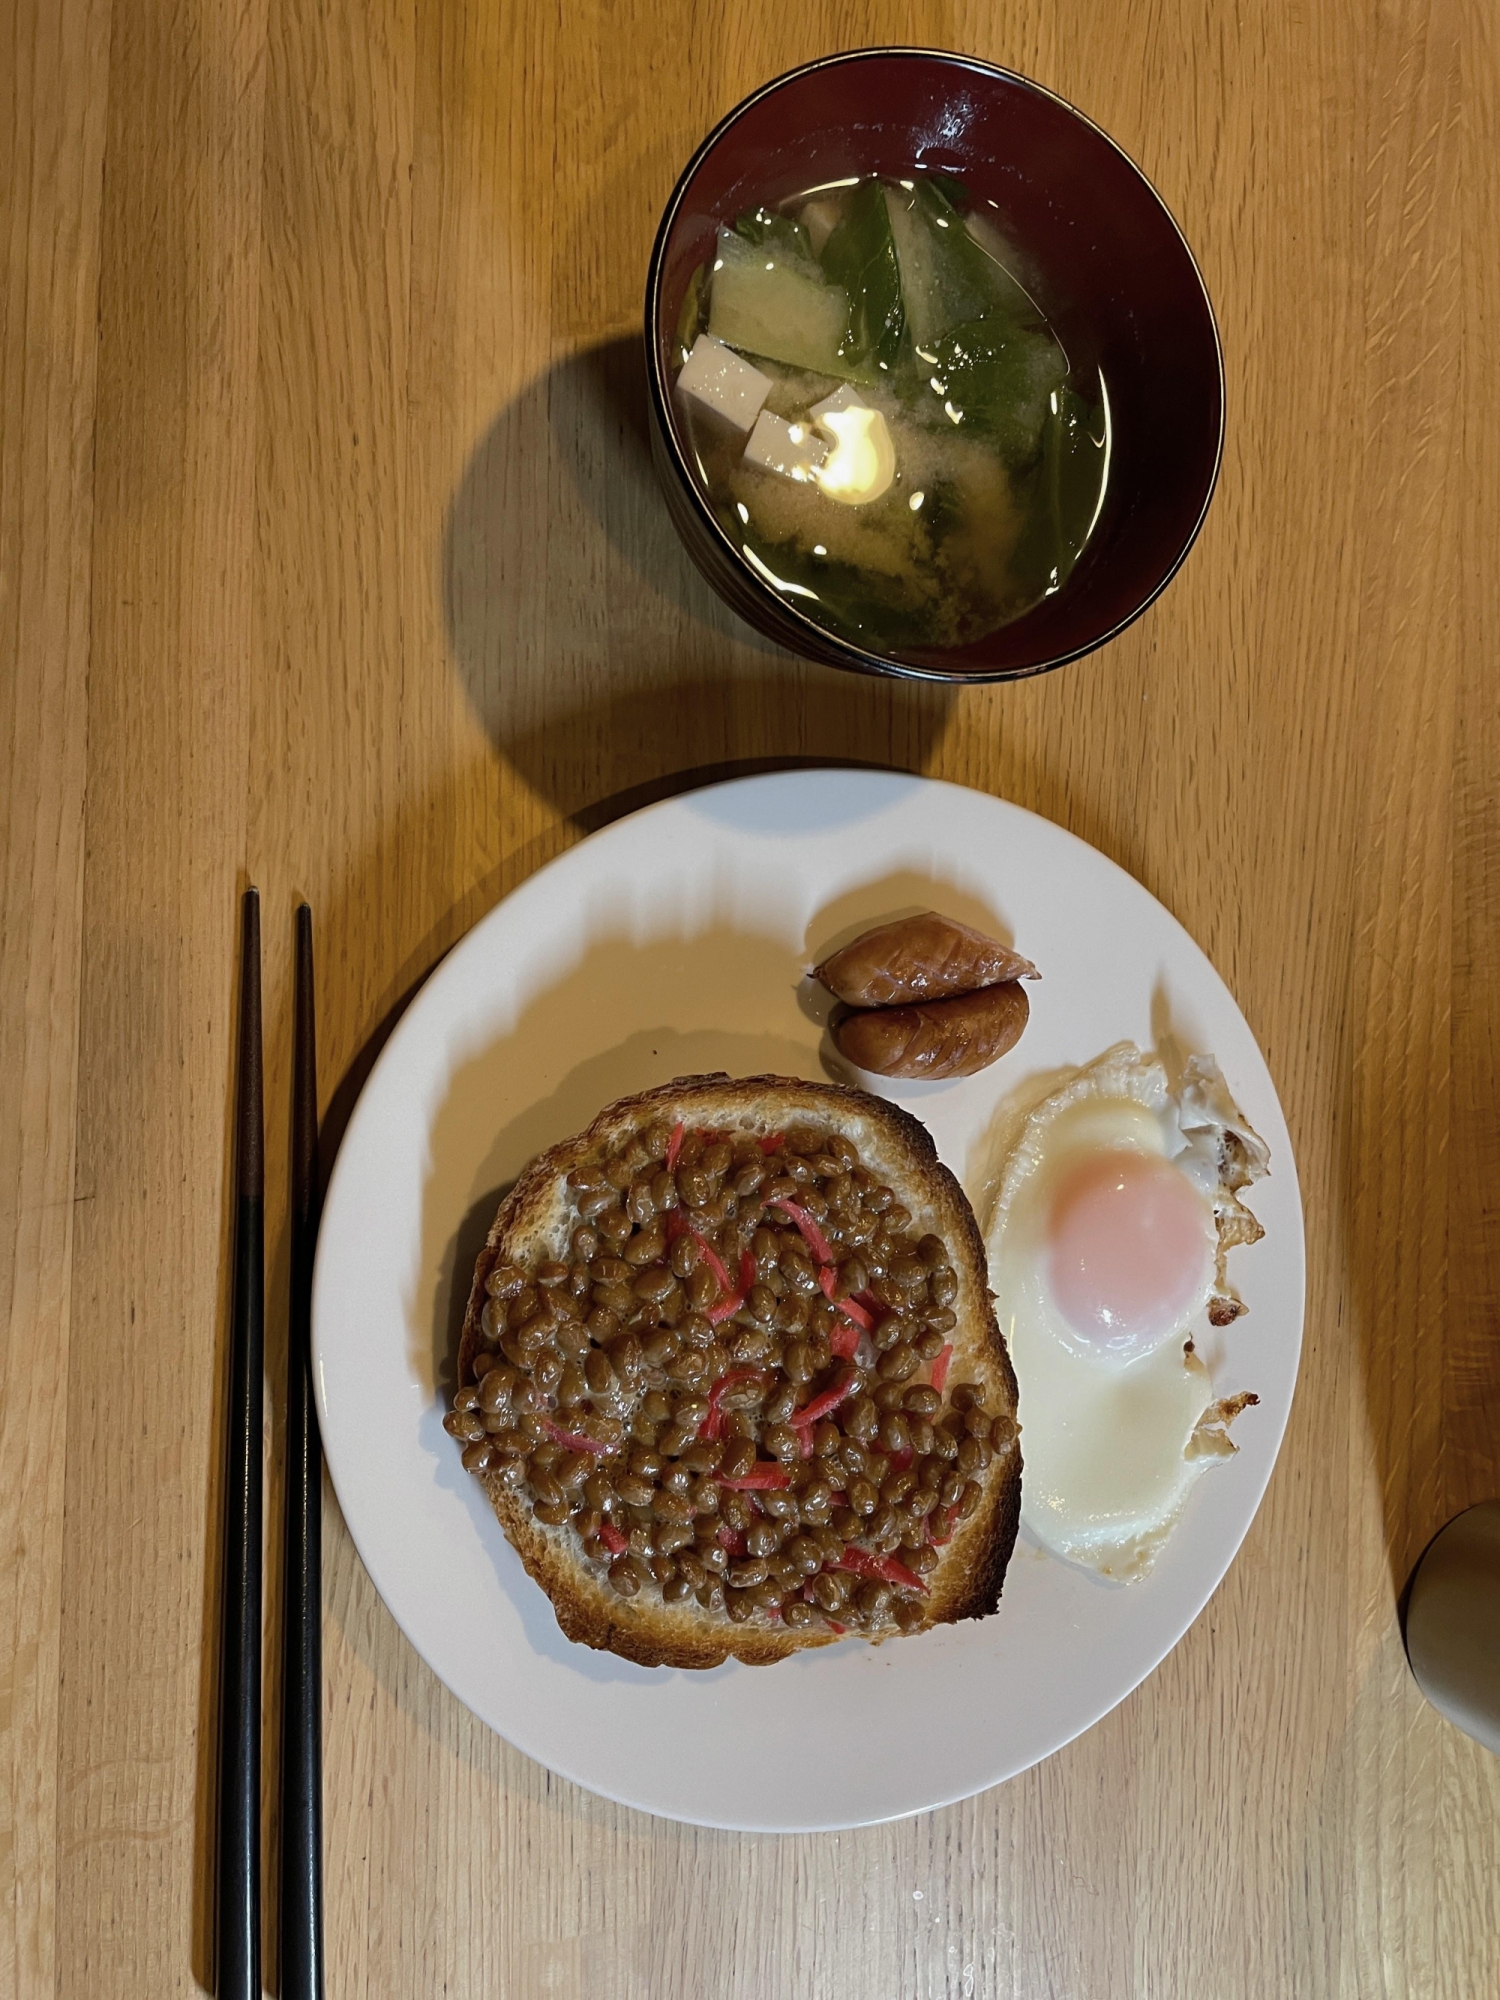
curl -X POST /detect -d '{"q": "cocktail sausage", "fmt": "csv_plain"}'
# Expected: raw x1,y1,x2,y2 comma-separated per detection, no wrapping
833,982,1031,1080
815,913,1037,1009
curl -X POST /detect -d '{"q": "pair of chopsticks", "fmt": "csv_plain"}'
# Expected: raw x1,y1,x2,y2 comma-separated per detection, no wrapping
220,890,324,2000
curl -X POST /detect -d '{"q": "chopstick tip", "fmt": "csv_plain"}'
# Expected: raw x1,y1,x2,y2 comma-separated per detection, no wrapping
237,888,264,1195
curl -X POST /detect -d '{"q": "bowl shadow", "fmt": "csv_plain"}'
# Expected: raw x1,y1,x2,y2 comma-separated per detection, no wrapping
441,335,959,826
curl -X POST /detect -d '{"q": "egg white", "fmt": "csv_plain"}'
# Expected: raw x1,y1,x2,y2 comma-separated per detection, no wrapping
987,1043,1259,1582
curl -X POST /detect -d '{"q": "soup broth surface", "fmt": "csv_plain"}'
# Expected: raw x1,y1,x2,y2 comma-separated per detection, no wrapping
673,172,1110,653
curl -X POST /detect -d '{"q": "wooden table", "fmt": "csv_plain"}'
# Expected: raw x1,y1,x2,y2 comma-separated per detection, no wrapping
5,0,1497,1993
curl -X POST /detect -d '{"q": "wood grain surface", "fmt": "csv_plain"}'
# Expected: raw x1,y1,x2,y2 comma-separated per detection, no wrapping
3,0,1497,1994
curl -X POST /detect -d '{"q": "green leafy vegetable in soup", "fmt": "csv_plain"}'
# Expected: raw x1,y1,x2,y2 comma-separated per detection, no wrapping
672,171,1109,654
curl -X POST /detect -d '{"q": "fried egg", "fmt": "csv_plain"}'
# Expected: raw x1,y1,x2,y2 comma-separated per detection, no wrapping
986,1043,1269,1581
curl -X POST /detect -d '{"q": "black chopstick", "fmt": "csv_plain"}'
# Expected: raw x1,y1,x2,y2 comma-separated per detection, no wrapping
280,903,325,2000
219,887,263,2000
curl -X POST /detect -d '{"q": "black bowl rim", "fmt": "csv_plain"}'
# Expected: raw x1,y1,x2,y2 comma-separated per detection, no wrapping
643,45,1227,685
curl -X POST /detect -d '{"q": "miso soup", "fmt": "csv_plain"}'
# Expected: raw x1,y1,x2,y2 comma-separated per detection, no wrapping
672,171,1110,654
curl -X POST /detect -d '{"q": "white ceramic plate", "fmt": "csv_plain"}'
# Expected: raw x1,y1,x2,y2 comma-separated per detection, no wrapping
313,770,1303,1830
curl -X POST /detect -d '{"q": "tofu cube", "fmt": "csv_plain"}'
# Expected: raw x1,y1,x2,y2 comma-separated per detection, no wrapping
675,333,773,432
799,195,844,257
741,410,828,483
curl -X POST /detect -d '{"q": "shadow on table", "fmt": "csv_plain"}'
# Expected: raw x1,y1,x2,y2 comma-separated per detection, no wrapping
441,334,959,828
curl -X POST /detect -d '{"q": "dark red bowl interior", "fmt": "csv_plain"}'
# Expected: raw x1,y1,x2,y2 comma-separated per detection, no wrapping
646,50,1224,681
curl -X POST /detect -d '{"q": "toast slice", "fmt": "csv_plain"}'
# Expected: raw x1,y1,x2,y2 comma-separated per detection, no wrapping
451,1074,1021,1669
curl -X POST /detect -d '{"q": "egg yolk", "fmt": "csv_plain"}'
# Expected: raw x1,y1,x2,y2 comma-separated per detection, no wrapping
1046,1149,1213,1356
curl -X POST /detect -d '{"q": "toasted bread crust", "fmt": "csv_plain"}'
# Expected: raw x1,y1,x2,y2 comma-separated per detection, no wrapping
457,1074,1021,1669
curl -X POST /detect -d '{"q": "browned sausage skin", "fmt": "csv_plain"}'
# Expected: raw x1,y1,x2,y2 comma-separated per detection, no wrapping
815,912,1038,1009
833,983,1031,1080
